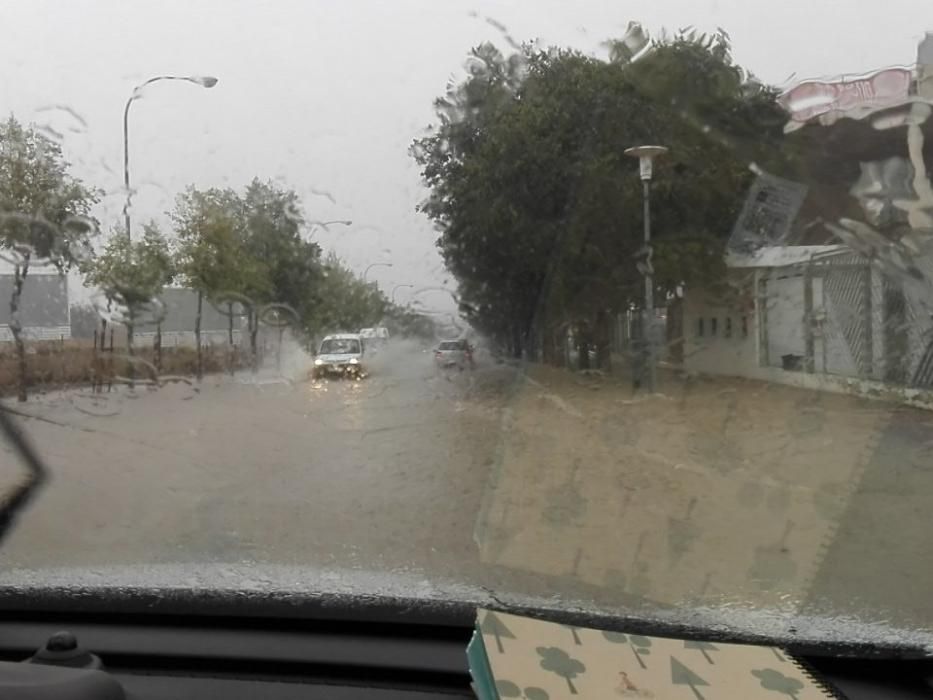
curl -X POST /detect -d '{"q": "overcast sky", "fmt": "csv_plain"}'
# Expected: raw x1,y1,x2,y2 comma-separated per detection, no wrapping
1,0,928,311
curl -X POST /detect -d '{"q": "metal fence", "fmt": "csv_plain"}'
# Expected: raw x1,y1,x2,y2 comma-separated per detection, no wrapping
756,250,933,388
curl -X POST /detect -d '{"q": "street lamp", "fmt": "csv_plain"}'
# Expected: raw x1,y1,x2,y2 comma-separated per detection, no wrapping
624,144,668,392
363,262,392,281
123,75,218,241
310,219,353,233
391,284,414,304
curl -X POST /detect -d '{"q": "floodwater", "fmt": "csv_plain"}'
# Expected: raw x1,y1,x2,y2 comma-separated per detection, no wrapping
2,340,933,648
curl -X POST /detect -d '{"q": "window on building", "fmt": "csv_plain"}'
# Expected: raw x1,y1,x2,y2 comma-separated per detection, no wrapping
710,317,718,336
725,316,733,338
742,315,749,338
697,318,704,337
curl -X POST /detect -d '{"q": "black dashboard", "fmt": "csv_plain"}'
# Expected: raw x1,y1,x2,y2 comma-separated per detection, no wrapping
1,596,932,699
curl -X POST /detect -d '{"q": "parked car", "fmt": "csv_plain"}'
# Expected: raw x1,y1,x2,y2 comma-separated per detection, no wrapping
434,339,474,370
312,334,365,379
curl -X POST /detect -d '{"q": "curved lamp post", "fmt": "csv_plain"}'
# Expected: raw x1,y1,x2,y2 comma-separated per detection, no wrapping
363,262,392,281
310,219,352,234
391,284,414,305
123,75,218,240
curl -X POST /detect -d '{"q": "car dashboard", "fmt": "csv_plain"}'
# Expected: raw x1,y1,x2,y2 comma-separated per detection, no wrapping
1,590,932,699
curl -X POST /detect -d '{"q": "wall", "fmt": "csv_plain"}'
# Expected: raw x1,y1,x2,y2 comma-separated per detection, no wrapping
0,274,69,342
0,325,71,342
682,264,933,410
682,284,759,376
136,288,241,334
134,329,242,348
762,272,805,368
726,363,933,412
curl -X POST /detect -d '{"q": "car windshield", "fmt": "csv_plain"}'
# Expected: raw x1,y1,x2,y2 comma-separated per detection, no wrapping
2,0,933,654
320,339,361,355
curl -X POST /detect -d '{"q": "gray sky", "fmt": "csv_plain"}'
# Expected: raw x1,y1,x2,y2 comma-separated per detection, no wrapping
1,0,927,311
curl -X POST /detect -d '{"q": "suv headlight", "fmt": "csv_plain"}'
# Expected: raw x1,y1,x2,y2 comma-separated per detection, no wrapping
314,359,324,366
348,358,359,364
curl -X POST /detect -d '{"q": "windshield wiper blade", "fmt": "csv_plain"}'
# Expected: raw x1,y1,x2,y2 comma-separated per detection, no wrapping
0,406,49,547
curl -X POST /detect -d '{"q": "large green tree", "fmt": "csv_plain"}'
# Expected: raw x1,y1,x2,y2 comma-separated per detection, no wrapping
308,252,389,337
412,30,791,361
172,179,325,371
240,178,323,365
0,116,98,400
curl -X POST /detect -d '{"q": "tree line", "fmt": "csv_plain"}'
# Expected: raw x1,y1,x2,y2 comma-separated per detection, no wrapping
0,116,420,401
412,27,801,365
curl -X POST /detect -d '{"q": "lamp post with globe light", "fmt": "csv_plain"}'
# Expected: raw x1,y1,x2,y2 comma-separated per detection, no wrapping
624,145,668,392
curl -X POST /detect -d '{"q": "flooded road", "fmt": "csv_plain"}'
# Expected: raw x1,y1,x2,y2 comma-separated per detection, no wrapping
3,347,933,643
0,345,510,578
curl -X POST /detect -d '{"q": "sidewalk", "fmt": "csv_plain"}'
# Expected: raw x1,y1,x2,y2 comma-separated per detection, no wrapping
473,364,925,616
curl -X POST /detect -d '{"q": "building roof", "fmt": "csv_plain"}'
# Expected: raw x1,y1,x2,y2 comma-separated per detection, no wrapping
725,245,849,269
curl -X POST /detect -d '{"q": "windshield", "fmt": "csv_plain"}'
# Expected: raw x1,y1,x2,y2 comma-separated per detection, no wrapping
319,338,361,355
1,0,933,654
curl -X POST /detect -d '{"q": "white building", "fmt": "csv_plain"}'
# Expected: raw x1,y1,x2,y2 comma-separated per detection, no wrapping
0,272,70,342
134,288,244,347
683,245,933,393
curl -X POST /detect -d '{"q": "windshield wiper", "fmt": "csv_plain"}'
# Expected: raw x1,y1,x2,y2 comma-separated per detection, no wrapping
0,407,49,547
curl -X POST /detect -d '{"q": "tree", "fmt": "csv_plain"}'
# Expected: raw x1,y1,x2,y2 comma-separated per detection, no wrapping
0,116,98,400
83,222,174,378
563,624,583,645
750,668,805,698
171,186,268,377
240,178,323,367
413,29,792,363
670,656,710,700
495,680,521,698
307,252,389,337
601,630,651,670
479,611,515,654
684,640,719,664
379,302,438,341
174,179,331,372
536,646,586,695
